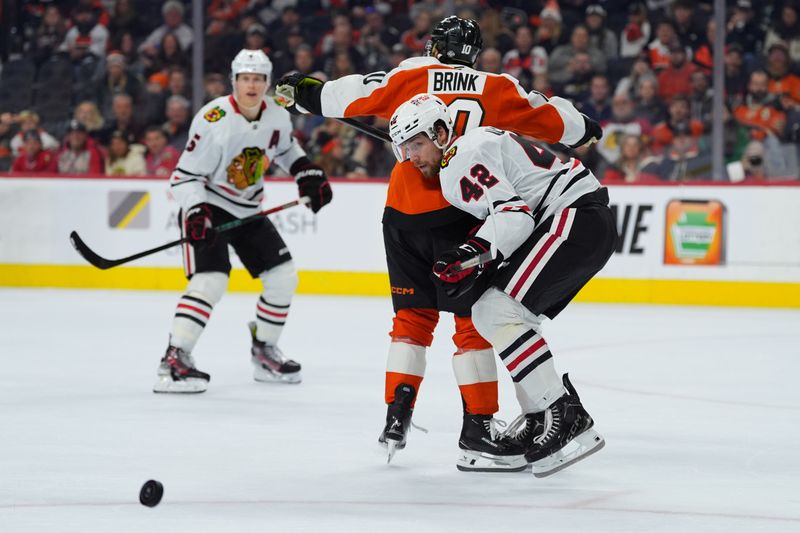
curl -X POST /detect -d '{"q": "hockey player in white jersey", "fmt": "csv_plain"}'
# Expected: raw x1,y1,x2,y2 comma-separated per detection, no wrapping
154,49,332,393
388,94,617,476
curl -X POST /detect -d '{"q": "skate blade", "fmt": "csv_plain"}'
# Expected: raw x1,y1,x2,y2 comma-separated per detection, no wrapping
386,440,398,464
152,376,208,394
456,450,527,473
531,429,605,478
253,367,302,384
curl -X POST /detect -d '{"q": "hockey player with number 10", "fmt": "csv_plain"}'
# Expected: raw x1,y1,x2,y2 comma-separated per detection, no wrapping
153,49,332,393
389,94,618,477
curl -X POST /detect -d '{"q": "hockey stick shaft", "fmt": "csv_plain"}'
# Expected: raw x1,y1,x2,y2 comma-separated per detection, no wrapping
453,251,494,272
70,197,309,270
334,117,391,143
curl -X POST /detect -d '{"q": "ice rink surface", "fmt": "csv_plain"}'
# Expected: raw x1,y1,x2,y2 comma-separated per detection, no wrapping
1,288,799,532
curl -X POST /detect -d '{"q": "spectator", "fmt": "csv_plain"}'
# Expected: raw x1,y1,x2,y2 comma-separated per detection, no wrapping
318,18,365,76
651,95,704,152
59,4,109,60
400,10,432,55
693,19,716,73
670,0,704,51
243,23,268,53
9,111,59,158
477,47,503,74
535,6,567,54
207,0,249,23
620,3,651,59
292,45,316,76
549,25,607,87
724,43,748,107
726,0,764,57
502,25,547,91
615,58,656,99
99,94,144,145
108,0,143,38
362,7,401,50
0,113,16,171
166,66,191,100
689,71,713,129
32,5,67,66
273,26,308,78
143,126,180,176
648,20,677,71
11,130,57,173
602,135,653,183
105,130,147,176
597,94,653,164
139,74,169,125
139,1,193,57
657,42,697,102
584,5,618,60
645,124,712,181
553,51,595,102
95,51,143,119
734,70,787,140
764,4,800,64
581,74,613,122
635,77,668,125
202,73,228,104
388,43,408,70
73,100,106,141
162,95,191,151
765,43,800,108
478,8,514,55
145,32,189,77
56,120,105,174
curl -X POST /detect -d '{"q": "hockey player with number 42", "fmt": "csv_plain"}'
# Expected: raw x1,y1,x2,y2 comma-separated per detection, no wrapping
154,49,332,393
389,94,618,477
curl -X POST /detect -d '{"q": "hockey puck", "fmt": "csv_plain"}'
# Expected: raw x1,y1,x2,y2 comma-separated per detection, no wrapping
139,480,163,507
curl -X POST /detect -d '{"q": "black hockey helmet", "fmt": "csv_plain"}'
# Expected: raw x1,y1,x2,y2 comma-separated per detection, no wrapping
426,16,483,67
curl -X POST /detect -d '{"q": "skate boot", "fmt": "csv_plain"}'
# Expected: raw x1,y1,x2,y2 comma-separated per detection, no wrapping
248,322,301,384
456,414,528,472
378,383,416,463
502,411,546,450
524,374,605,477
153,345,210,393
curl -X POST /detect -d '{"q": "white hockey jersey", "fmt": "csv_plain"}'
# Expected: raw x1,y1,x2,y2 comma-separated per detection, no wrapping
169,95,307,218
440,127,601,259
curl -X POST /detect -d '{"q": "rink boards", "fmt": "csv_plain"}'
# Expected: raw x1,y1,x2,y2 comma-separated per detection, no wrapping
0,175,798,307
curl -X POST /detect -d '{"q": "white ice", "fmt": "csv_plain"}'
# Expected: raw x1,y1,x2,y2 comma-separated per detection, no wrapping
1,288,799,532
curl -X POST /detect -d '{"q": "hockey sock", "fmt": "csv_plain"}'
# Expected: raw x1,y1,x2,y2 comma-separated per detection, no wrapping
452,348,498,415
255,262,298,345
170,272,228,352
497,329,566,412
385,341,426,406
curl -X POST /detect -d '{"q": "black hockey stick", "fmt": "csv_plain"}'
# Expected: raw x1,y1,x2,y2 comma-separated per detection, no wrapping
335,117,391,143
69,197,309,270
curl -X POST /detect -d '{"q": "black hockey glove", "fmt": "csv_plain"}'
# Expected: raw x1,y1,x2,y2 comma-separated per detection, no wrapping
275,73,324,115
184,203,215,247
295,165,332,213
570,114,603,148
432,237,495,299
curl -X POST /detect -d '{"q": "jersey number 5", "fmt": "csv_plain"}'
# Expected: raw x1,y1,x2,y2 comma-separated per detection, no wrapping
459,164,498,202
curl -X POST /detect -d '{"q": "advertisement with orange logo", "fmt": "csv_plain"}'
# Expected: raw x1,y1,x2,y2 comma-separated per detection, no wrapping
664,199,725,265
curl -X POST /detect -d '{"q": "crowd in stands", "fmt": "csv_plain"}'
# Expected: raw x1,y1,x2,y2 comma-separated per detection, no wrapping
1,0,799,182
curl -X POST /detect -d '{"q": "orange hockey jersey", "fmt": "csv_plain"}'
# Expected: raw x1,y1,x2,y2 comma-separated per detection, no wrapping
316,56,589,228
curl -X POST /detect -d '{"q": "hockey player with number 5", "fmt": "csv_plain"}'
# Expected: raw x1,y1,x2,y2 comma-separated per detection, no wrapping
275,16,602,470
154,49,332,393
389,94,617,477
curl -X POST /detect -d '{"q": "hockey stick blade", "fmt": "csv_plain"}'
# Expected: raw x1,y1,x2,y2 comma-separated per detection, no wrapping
70,198,308,270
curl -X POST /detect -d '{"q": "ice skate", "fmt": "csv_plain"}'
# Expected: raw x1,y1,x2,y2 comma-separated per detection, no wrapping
248,322,302,384
378,383,417,463
153,345,210,393
524,374,605,477
456,414,527,472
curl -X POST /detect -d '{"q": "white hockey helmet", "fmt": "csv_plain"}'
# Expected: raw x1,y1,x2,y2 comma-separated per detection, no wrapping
230,49,273,86
388,93,453,161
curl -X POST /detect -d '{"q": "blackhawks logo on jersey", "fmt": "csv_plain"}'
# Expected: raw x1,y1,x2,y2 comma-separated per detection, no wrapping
441,145,457,168
227,147,268,189
204,106,226,122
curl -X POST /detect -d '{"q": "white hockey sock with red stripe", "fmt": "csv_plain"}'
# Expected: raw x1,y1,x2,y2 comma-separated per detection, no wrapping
169,272,228,352
255,261,298,346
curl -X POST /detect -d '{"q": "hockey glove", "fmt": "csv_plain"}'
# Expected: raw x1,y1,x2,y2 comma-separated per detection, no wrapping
185,204,215,246
570,114,603,148
432,237,494,298
295,165,332,213
275,74,324,114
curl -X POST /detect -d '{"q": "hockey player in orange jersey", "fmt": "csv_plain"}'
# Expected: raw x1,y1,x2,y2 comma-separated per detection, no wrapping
276,16,601,471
